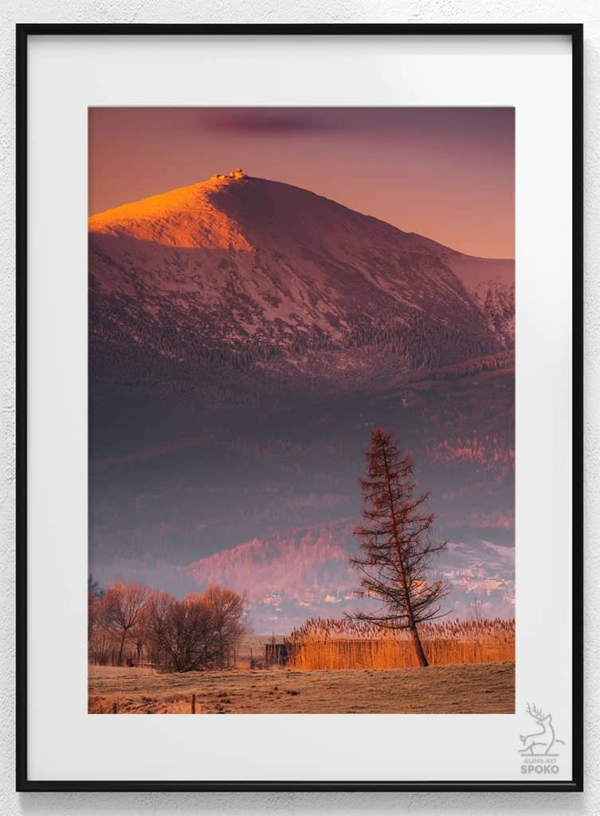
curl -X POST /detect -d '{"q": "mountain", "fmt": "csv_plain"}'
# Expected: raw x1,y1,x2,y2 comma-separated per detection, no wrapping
185,519,515,631
187,519,356,602
89,173,512,380
422,242,515,346
88,172,515,626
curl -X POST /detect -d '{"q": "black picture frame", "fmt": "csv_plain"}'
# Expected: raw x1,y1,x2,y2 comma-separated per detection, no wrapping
16,23,584,793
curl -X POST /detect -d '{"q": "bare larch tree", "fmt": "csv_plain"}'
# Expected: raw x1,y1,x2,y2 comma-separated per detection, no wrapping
349,427,449,667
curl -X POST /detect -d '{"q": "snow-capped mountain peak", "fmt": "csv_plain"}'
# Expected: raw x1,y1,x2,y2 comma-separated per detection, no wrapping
89,173,512,368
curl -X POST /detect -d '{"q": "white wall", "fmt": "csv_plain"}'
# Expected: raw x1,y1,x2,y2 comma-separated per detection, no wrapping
0,2,597,814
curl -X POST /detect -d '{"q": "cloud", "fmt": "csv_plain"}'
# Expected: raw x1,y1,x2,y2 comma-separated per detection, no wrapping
204,110,340,135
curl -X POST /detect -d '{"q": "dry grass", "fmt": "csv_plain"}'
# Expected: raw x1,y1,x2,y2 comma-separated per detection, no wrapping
287,618,515,670
89,693,201,715
88,661,514,714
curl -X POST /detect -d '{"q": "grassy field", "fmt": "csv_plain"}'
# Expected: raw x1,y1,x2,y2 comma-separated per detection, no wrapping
89,661,514,714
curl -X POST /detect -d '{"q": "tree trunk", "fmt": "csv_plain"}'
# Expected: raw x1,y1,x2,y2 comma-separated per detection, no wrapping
117,633,126,667
409,624,429,667
381,446,429,668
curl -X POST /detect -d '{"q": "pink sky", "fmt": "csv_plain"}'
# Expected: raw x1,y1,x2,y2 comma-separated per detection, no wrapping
89,107,514,259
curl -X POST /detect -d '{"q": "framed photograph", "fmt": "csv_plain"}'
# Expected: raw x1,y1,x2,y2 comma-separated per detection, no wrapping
17,24,583,792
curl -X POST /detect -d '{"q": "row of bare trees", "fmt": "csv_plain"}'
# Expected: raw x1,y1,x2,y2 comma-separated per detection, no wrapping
88,580,249,672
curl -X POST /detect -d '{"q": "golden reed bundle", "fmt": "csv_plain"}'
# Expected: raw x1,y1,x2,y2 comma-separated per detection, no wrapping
287,617,515,670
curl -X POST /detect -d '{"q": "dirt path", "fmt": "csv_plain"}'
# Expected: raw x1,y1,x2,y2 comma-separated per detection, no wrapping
89,661,514,714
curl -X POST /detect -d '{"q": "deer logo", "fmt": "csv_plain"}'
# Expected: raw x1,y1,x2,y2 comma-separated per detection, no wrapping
519,703,565,756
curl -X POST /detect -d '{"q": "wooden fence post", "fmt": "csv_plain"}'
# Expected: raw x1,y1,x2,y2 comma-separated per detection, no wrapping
191,694,196,714
112,702,118,714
